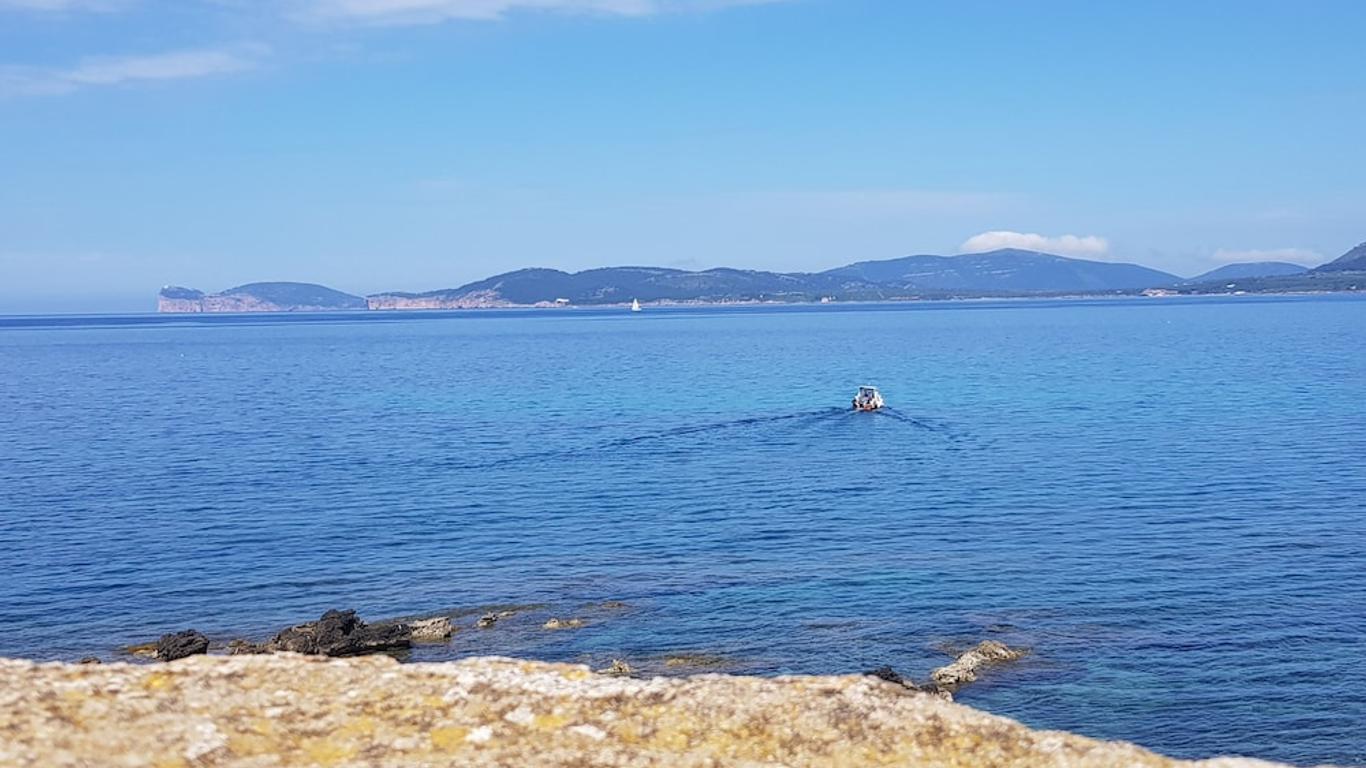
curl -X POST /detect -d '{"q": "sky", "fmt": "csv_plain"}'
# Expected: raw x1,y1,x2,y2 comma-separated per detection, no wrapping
2,0,1364,312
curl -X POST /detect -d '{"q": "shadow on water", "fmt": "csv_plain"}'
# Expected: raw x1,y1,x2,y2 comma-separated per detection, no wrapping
438,406,956,472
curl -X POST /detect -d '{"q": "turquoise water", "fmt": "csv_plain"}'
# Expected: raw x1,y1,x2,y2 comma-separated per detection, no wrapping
1,297,1363,765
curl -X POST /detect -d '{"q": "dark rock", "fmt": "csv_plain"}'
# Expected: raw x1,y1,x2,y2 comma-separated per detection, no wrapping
78,657,101,665
155,630,209,661
266,609,411,657
470,606,536,629
865,665,922,691
865,665,907,686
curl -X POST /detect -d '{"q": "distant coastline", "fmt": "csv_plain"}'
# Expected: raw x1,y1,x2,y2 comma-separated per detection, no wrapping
158,243,1366,313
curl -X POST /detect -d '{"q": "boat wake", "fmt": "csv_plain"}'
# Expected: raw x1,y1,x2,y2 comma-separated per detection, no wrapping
601,407,848,450
437,406,957,472
871,407,953,433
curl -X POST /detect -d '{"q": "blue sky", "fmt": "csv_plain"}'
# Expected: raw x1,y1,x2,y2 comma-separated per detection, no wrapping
2,0,1364,312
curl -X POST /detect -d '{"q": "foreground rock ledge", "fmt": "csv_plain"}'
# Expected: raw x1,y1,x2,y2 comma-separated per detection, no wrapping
0,655,1282,768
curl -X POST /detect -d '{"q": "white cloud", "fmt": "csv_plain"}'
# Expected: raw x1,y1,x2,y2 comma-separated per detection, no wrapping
64,47,261,85
1,45,265,96
1210,247,1320,266
304,0,781,24
959,230,1110,258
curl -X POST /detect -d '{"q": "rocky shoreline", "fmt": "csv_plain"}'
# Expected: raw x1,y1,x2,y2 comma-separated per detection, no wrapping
2,607,1305,766
0,654,1286,767
116,606,1029,702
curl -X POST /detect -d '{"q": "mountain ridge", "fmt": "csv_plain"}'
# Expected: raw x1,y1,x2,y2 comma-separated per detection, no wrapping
158,245,1366,312
1313,242,1366,272
822,249,1179,292
1187,262,1308,283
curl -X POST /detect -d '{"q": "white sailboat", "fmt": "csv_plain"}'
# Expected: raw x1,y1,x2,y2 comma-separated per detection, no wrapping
631,298,642,312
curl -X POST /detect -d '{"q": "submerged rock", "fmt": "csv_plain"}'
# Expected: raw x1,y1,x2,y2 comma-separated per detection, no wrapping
474,609,520,629
154,630,209,662
543,618,584,630
930,640,1027,690
597,659,632,677
266,610,410,657
77,657,101,665
122,642,158,659
0,654,1283,767
226,639,265,656
663,653,730,669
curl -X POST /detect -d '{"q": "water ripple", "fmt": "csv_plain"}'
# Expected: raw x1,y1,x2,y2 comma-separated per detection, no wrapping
0,297,1363,766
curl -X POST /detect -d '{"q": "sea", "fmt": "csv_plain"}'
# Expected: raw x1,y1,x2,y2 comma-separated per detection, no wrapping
1,295,1363,766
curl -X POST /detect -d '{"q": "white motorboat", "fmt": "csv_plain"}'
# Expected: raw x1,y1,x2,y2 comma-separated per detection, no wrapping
852,386,885,412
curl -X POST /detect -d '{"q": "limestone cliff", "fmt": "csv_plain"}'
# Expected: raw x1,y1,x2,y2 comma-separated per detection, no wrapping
366,289,514,310
0,655,1285,768
157,286,207,313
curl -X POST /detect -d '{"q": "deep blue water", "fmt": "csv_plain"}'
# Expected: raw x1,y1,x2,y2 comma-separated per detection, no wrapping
1,297,1363,765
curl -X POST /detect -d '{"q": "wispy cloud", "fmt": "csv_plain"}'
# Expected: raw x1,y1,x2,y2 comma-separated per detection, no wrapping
1211,247,1320,266
0,0,126,11
747,188,1006,220
303,0,782,25
960,230,1109,258
1,44,266,96
0,249,112,265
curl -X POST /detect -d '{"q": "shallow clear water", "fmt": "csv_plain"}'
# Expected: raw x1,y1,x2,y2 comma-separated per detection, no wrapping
1,297,1363,765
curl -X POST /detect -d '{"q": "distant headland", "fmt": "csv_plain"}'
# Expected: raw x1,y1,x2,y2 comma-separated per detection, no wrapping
158,243,1366,313
156,283,368,313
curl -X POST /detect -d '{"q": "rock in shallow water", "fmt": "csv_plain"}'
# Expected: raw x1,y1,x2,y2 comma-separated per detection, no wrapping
663,653,731,669
227,638,265,655
864,664,914,688
0,655,1283,768
410,616,453,642
596,658,632,676
931,639,1027,690
266,609,411,657
542,618,584,630
475,609,521,629
154,629,209,661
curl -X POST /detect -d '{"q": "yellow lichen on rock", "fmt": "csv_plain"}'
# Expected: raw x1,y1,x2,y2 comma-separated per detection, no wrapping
0,654,1287,768
429,726,468,751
